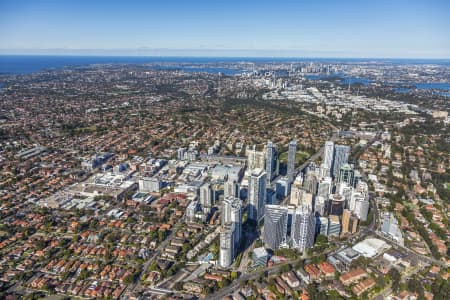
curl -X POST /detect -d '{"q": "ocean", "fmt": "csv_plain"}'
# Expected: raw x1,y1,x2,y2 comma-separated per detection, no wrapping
1,55,450,75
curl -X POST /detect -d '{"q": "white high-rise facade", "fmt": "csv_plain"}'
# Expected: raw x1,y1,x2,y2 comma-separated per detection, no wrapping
291,205,315,252
219,223,235,268
317,176,332,199
247,145,266,170
200,182,213,214
224,179,239,199
248,168,267,222
349,181,369,220
323,141,334,177
222,196,242,249
289,180,303,206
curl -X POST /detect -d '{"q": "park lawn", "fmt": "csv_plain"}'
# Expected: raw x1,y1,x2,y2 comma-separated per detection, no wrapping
279,151,310,163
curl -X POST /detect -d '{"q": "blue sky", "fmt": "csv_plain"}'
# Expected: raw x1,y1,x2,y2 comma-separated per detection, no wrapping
0,0,449,58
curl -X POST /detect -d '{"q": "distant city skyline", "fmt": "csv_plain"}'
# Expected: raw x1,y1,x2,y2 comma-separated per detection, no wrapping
1,0,449,58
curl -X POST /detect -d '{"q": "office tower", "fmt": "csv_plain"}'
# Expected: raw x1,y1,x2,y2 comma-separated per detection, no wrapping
317,177,332,199
350,181,369,221
303,173,318,195
287,140,297,181
314,196,327,216
319,163,329,178
332,145,350,178
349,215,359,234
200,182,213,214
300,191,313,210
336,181,352,209
319,216,329,236
291,205,315,252
354,197,370,221
328,215,341,236
275,176,290,198
294,173,304,186
222,196,242,249
248,168,267,222
323,141,334,175
264,205,288,249
211,183,221,203
224,179,239,199
328,194,345,216
306,162,320,177
338,163,354,186
291,189,314,210
289,180,302,206
266,188,276,205
266,141,278,182
219,223,235,268
307,162,320,176
341,209,351,234
247,145,266,170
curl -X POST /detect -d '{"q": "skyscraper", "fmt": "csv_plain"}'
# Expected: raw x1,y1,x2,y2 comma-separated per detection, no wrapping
338,163,354,186
287,140,297,182
328,215,341,237
291,205,315,252
266,141,278,182
323,141,334,176
248,168,267,222
275,176,290,199
314,196,327,216
336,181,352,209
303,172,318,195
350,181,370,221
354,197,370,221
319,216,329,236
289,180,303,206
224,179,239,199
219,223,235,268
317,177,332,200
247,145,266,170
332,145,350,179
264,205,288,250
342,209,351,234
290,187,313,210
328,194,345,216
199,182,213,215
222,196,242,249
346,213,359,234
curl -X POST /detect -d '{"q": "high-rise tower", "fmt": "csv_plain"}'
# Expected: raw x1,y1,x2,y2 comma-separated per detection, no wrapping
248,168,267,222
287,140,297,182
263,205,288,250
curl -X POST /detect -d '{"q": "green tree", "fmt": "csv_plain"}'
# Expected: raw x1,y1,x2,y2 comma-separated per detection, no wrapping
376,275,386,289
389,268,401,293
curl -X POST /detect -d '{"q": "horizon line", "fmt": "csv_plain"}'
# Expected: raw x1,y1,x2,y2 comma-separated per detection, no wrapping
1,53,450,61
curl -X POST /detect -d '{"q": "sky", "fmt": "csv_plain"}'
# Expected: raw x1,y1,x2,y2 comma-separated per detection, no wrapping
0,0,449,58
